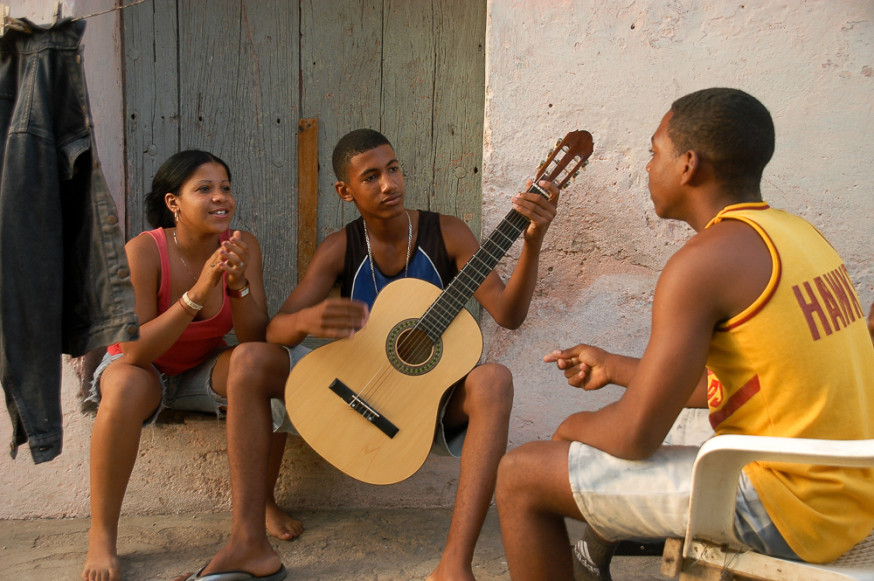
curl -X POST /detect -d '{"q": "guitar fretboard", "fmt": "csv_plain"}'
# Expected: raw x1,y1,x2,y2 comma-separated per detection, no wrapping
415,185,543,341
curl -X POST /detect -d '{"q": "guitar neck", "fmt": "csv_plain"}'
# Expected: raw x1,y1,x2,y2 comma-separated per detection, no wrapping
416,183,546,341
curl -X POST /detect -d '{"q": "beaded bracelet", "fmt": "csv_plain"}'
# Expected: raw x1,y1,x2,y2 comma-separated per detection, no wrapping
227,280,250,299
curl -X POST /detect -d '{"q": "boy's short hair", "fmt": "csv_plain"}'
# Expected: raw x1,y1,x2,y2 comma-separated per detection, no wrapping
332,129,393,182
669,88,775,189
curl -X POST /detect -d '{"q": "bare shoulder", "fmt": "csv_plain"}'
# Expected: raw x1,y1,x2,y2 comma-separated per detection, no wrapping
306,229,347,277
277,229,347,314
437,213,479,260
437,212,469,231
316,229,346,256
680,219,770,274
123,231,162,298
660,219,772,321
125,230,160,268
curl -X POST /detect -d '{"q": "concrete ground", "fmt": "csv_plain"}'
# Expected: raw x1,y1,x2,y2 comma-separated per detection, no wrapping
0,507,667,580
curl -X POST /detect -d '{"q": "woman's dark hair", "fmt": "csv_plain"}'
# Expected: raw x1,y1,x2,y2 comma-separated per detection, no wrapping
144,150,232,228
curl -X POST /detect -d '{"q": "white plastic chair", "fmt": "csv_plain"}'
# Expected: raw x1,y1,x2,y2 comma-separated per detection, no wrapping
661,434,874,580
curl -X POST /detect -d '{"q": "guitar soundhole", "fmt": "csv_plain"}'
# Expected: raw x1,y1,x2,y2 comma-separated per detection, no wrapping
396,328,432,364
387,319,442,376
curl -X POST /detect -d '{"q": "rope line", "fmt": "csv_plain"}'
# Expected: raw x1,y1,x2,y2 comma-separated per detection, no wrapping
1,0,152,36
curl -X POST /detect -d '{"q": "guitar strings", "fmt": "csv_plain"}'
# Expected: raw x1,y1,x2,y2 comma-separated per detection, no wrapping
349,149,586,408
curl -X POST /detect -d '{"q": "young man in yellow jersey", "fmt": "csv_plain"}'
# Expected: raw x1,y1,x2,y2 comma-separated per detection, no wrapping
495,88,874,581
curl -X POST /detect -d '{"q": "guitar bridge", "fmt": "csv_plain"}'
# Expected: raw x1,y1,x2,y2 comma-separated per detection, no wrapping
328,379,399,438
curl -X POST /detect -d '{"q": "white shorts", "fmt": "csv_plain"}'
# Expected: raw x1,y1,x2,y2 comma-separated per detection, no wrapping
569,441,698,541
568,440,799,560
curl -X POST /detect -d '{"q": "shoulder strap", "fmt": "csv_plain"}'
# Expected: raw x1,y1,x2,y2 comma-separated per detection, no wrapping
145,228,172,312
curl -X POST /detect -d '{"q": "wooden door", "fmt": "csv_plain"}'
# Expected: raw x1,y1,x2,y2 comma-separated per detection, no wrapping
123,0,486,313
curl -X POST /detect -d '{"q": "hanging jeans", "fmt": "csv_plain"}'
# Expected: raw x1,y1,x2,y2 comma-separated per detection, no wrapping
0,19,138,463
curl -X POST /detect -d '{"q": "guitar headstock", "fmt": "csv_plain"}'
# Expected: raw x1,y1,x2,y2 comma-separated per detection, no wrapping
534,130,594,190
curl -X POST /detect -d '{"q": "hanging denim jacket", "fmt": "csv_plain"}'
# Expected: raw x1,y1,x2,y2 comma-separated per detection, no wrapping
0,18,138,464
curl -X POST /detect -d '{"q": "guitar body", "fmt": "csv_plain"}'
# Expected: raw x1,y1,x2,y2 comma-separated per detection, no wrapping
285,278,483,485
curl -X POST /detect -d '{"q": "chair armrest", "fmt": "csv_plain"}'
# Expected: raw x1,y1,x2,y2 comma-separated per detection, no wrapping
683,434,874,558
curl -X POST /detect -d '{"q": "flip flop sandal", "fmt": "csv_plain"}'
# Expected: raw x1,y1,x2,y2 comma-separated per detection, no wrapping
187,563,287,581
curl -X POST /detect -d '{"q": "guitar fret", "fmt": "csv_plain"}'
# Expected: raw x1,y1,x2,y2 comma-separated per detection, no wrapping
411,131,592,341
460,258,490,279
491,229,520,247
477,243,509,267
417,208,529,338
428,312,453,332
454,273,483,293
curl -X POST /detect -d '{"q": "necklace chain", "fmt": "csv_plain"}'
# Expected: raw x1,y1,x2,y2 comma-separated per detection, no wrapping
172,230,199,281
363,211,412,294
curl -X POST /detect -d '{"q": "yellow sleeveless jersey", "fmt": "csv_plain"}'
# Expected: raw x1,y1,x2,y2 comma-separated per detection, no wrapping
705,202,874,563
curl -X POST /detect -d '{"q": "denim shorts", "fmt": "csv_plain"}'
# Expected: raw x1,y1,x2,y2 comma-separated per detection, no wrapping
270,345,311,435
567,440,799,560
87,348,229,424
429,381,466,458
273,346,466,458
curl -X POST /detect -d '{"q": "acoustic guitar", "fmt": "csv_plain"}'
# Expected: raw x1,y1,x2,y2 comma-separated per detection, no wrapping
285,130,594,484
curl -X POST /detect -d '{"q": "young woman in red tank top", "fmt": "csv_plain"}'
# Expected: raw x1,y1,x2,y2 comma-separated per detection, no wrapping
82,151,301,581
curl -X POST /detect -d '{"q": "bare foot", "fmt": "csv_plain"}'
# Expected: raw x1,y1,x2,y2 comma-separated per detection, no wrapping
199,540,282,579
427,561,476,581
82,537,121,581
266,500,304,541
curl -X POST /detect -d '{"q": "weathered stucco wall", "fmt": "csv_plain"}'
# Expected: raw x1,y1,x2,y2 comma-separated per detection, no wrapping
481,0,874,450
2,0,872,520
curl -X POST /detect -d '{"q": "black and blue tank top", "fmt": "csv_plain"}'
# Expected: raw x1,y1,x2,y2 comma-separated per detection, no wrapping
341,210,457,308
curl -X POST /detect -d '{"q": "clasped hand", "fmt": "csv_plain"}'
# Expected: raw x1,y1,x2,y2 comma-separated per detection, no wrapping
195,230,249,293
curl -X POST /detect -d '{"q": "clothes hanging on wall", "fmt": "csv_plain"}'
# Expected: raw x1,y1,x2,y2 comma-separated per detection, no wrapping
0,17,138,464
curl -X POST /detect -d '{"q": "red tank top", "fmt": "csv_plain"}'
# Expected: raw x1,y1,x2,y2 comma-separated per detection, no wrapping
108,228,233,375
